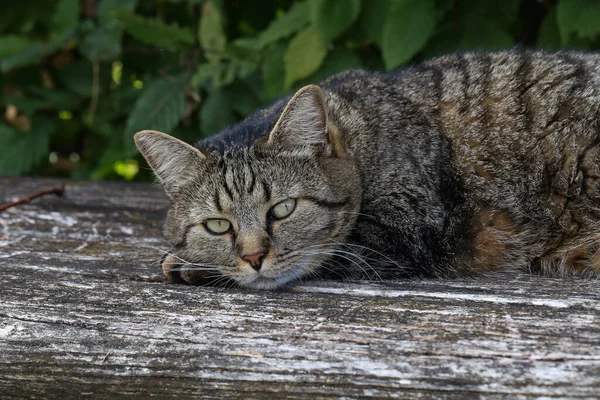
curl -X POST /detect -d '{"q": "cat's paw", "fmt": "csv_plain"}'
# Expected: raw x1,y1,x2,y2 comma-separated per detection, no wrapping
161,254,188,284
161,254,223,285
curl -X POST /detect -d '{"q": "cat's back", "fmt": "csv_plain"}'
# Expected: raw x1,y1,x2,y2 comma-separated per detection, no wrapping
331,50,600,276
418,50,600,202
422,49,600,141
413,50,600,274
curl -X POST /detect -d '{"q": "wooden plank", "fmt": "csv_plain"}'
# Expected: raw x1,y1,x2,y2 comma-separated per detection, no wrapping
0,177,598,399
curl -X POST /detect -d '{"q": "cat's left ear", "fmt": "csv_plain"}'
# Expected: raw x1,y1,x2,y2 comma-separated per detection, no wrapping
134,130,207,195
268,85,345,157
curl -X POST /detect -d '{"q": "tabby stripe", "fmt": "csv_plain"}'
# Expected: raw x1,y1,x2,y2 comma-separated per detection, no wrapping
557,54,586,124
174,223,195,249
458,54,470,115
222,165,234,201
247,167,256,194
214,191,223,212
261,180,271,202
416,64,443,116
517,52,532,134
480,53,492,127
232,167,243,195
430,66,443,116
305,196,350,209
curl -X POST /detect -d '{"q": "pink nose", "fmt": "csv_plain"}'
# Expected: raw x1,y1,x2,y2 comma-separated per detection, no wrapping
241,251,267,271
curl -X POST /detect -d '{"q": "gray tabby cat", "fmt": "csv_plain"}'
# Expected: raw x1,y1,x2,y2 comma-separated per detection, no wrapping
135,49,600,290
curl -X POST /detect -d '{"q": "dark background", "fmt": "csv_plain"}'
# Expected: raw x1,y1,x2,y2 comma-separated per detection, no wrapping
1,0,598,181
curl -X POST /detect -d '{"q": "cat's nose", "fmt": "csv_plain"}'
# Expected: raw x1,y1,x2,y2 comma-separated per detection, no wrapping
241,251,267,271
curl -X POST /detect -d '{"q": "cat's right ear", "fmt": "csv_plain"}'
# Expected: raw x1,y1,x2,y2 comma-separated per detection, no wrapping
268,85,345,157
134,130,207,193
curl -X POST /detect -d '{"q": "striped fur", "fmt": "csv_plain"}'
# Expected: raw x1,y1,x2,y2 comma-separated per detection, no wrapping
136,49,600,289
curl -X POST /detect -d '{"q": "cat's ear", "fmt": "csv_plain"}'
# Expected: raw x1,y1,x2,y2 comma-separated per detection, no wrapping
134,130,206,193
268,85,345,157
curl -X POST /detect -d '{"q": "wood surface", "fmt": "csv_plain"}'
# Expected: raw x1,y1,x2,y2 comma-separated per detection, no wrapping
0,177,598,399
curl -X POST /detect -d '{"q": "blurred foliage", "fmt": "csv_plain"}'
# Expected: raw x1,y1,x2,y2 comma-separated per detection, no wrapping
1,0,600,181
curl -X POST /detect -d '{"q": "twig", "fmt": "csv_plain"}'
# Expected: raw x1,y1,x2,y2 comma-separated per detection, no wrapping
0,185,65,213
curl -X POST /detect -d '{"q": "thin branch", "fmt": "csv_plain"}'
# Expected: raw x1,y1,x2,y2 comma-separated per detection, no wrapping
0,185,65,213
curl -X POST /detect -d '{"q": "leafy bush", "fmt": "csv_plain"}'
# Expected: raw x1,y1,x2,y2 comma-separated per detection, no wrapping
1,0,599,180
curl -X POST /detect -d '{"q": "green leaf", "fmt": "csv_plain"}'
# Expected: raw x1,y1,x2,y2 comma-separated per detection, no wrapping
80,28,122,61
0,0,56,34
309,0,361,42
0,14,77,71
191,63,224,88
4,87,78,115
433,0,456,22
91,138,128,180
200,88,238,135
0,43,45,72
0,35,68,73
538,8,561,49
382,0,436,70
557,0,600,43
308,0,361,42
124,75,189,155
284,26,327,89
113,11,195,51
81,0,138,61
98,0,138,28
27,87,79,108
262,42,286,100
3,96,46,116
0,35,37,57
227,81,261,116
199,0,227,63
55,60,96,96
421,3,516,59
460,14,514,50
301,47,361,84
52,0,81,35
359,0,390,46
0,118,53,176
476,0,520,28
258,2,310,48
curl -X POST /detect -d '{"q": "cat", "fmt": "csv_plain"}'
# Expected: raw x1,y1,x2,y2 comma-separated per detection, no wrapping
135,49,600,290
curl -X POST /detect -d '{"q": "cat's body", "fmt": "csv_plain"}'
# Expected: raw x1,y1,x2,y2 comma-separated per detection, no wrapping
136,49,600,289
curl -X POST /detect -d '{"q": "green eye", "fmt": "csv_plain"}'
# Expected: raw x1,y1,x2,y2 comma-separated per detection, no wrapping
204,219,231,234
270,199,296,220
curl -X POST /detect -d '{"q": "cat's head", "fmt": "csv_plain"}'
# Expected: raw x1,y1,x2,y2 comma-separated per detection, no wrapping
135,85,362,289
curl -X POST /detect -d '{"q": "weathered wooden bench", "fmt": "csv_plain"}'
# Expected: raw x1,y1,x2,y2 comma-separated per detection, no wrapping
0,177,598,398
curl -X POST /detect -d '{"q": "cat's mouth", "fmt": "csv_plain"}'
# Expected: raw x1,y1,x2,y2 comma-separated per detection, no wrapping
238,257,313,290
242,275,291,290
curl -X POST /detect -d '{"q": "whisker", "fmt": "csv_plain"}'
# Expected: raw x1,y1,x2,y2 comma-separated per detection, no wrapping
140,244,219,269
310,260,353,280
303,249,382,281
315,241,403,269
169,265,221,272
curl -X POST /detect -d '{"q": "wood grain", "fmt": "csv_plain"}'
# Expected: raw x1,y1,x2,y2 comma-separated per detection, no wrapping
0,178,598,399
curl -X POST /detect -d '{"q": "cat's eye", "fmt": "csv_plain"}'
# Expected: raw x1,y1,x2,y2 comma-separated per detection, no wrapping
204,219,232,235
270,199,296,220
